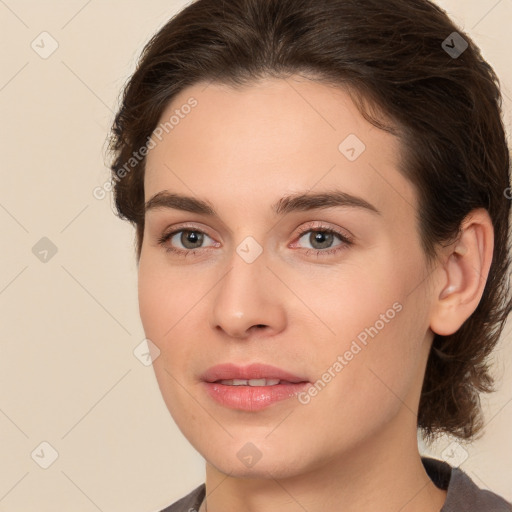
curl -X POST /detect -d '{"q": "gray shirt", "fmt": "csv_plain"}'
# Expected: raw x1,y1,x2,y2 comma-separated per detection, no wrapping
159,457,512,511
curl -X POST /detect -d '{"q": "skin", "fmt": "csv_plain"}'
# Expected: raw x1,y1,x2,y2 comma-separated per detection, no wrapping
138,75,493,512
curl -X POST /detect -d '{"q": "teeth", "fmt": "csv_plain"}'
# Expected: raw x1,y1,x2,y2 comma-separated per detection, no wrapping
219,378,281,386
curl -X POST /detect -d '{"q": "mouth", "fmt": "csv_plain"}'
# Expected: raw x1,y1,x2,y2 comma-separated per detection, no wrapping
201,363,311,411
217,378,284,386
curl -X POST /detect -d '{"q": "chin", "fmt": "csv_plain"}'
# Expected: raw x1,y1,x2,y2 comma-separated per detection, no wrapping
196,435,318,480
207,454,303,480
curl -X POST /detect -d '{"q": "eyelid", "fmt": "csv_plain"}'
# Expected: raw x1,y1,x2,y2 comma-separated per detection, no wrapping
159,222,216,240
291,221,354,245
157,223,219,250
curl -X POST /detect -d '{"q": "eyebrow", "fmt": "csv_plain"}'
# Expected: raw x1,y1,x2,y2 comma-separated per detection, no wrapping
144,190,381,216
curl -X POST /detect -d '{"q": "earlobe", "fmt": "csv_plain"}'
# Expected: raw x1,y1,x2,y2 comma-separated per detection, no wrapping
430,209,494,336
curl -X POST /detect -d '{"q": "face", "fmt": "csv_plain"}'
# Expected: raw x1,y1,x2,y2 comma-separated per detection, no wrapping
138,76,437,479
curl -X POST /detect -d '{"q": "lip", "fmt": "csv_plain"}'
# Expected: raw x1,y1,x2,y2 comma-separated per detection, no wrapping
202,363,307,383
201,363,311,411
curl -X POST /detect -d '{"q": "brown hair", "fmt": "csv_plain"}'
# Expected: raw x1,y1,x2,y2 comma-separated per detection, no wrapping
108,0,512,442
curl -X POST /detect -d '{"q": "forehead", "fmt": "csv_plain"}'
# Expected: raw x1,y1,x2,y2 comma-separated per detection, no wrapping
144,76,417,220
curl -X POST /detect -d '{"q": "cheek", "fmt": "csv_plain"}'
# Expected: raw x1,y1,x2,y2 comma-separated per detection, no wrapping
137,253,192,338
298,253,426,404
137,259,195,411
137,262,166,339
303,308,421,448
137,254,208,380
292,259,401,343
330,290,428,426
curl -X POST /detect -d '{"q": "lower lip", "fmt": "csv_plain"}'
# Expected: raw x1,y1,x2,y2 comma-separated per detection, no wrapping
203,381,311,411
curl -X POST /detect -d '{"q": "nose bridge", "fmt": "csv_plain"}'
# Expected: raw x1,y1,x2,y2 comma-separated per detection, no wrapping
210,241,286,338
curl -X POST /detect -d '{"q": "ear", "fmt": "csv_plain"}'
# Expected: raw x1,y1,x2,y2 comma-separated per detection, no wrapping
429,208,494,336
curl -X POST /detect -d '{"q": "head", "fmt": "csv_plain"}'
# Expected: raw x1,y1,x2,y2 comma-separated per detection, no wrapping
108,0,512,476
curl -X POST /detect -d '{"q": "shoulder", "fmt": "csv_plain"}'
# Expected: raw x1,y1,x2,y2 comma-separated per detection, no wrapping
157,483,205,512
421,456,512,512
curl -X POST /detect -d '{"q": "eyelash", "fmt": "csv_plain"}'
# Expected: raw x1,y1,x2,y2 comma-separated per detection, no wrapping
157,223,354,258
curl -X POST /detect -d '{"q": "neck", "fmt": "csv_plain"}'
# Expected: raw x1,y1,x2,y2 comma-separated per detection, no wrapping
200,413,446,512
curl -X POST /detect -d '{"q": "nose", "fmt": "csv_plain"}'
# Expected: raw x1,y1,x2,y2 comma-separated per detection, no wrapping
210,248,287,340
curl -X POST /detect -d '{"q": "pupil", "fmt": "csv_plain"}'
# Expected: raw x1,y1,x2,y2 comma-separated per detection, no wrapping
311,231,333,249
182,231,203,249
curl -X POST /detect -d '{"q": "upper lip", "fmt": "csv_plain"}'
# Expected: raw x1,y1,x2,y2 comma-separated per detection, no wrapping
202,363,308,383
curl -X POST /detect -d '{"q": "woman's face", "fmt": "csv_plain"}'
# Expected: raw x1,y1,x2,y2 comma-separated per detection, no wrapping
138,76,438,478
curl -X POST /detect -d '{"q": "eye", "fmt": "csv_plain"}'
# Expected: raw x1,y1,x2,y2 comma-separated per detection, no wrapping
157,228,218,255
293,224,353,257
157,223,353,258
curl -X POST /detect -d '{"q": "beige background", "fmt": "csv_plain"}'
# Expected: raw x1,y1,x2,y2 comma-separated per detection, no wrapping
0,1,511,510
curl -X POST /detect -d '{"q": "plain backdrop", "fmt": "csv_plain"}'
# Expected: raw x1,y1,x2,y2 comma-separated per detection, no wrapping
0,1,511,511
